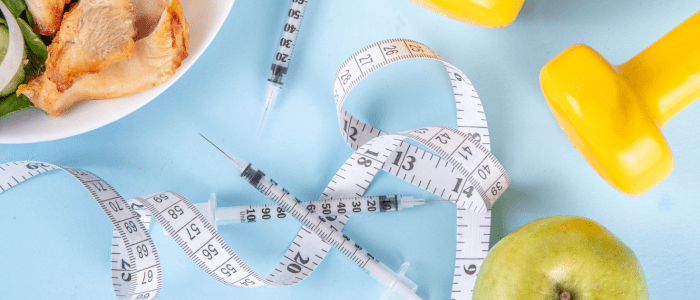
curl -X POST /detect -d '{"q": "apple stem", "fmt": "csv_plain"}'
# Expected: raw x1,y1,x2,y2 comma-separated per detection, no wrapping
560,291,571,300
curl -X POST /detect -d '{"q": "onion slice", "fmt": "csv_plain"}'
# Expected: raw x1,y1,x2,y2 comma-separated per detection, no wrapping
0,1,25,91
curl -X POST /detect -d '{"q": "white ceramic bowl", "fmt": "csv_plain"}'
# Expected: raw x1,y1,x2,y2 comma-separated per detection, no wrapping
0,0,236,144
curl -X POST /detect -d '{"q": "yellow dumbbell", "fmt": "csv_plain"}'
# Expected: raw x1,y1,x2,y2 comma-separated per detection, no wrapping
410,0,525,28
540,11,700,196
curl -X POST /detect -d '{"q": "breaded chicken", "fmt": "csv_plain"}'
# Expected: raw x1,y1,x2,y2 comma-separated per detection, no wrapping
20,0,189,117
24,0,70,35
45,0,136,92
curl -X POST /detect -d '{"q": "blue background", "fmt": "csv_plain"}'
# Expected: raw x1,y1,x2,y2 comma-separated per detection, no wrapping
1,0,699,299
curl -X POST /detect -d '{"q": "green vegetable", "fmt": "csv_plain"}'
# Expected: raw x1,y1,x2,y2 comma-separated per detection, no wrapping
23,38,44,78
0,23,27,97
16,17,47,60
0,41,44,118
0,0,26,18
0,44,42,117
1,0,48,60
0,92,33,118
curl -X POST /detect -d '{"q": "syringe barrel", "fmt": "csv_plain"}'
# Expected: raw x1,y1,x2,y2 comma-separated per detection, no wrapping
210,195,406,225
267,0,309,87
303,195,402,217
214,206,244,225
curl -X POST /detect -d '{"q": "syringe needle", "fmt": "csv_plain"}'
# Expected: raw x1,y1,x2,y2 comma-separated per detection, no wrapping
256,107,269,139
257,83,281,139
199,134,248,172
199,133,227,155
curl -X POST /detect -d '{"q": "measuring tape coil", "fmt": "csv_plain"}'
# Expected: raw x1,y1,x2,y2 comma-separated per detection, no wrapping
326,38,510,299
0,38,509,299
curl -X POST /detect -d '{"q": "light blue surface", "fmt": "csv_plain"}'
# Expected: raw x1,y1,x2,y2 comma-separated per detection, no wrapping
1,0,699,299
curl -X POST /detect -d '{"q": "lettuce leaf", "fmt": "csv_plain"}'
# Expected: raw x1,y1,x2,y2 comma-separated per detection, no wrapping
0,92,32,118
16,16,47,59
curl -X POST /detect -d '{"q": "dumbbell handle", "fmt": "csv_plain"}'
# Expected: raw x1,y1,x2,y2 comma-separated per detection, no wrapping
618,11,700,127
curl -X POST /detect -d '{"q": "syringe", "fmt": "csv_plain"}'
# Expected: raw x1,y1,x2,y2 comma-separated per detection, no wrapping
257,0,310,138
200,135,423,300
189,194,426,230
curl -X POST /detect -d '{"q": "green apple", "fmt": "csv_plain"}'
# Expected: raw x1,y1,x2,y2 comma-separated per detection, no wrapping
473,216,647,300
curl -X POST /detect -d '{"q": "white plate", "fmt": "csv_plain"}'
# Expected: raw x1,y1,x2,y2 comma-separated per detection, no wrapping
0,0,236,144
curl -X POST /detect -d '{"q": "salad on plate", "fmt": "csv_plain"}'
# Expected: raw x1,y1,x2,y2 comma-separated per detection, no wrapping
0,0,189,119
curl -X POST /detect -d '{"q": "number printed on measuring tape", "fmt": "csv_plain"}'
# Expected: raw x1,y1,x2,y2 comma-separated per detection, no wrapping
0,39,508,300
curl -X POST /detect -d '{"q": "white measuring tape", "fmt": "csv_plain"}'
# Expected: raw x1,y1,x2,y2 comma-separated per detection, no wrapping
0,39,509,299
330,39,509,299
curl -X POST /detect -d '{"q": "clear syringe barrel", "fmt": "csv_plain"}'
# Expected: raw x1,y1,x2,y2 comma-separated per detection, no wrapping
214,195,423,225
268,0,309,87
238,163,421,300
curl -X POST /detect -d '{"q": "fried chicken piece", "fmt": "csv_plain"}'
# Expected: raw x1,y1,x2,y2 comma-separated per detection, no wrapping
45,0,136,92
20,0,189,117
24,0,70,35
